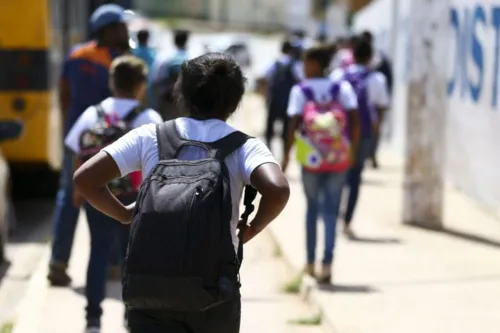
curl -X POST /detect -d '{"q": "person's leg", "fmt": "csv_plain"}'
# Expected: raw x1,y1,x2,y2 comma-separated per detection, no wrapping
84,203,118,330
107,235,121,281
370,130,381,168
320,172,347,283
343,138,373,234
48,148,81,286
281,115,290,156
265,111,277,149
301,169,322,277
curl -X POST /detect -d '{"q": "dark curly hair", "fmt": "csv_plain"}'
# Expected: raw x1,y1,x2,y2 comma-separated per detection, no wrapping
174,52,247,120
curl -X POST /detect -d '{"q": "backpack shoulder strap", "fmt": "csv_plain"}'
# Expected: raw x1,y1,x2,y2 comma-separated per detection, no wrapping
123,104,146,123
156,120,211,160
330,81,341,100
210,130,253,161
94,103,106,119
299,84,315,102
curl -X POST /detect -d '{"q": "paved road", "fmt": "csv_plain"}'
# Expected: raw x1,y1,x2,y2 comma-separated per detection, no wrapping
0,200,53,326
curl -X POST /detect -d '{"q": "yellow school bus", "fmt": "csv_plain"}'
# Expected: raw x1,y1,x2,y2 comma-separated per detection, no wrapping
0,0,87,197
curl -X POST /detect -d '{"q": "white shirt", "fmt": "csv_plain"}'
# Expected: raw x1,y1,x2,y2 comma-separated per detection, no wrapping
102,118,278,251
65,97,163,153
330,64,390,109
287,78,358,117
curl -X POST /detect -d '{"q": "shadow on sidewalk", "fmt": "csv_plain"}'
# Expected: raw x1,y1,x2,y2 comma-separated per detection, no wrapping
407,224,500,250
318,283,378,293
348,236,402,244
0,261,11,285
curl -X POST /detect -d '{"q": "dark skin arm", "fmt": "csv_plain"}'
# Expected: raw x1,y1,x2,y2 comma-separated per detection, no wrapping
242,163,290,243
75,153,290,235
74,151,134,224
281,115,301,172
373,106,386,136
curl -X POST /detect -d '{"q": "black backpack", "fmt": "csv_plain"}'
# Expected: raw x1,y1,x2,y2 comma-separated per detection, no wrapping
123,120,257,312
374,53,393,95
77,103,144,201
267,60,298,116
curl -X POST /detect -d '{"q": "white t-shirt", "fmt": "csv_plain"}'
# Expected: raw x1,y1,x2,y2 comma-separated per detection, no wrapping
330,64,390,109
65,97,163,153
101,118,278,251
287,78,358,117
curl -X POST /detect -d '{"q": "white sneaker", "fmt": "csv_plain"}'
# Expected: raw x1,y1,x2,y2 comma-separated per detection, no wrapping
85,327,100,333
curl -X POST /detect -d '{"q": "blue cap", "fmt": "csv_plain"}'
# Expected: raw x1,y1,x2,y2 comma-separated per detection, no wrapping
90,4,126,33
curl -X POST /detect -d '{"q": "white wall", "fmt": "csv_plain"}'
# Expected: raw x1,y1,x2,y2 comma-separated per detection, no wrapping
354,0,500,214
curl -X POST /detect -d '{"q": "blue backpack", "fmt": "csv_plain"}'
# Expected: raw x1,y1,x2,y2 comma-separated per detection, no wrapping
159,54,187,102
267,61,298,116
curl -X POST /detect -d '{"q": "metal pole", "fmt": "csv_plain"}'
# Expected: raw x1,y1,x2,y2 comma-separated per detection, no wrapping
403,0,449,229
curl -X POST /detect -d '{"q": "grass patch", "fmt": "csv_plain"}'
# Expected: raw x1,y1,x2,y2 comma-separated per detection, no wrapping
288,312,323,326
0,321,14,333
272,242,282,257
281,274,302,294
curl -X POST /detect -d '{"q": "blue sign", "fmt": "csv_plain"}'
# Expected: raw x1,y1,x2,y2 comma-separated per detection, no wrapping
448,4,500,108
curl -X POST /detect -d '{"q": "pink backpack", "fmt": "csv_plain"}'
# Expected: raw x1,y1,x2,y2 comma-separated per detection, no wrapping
295,83,352,173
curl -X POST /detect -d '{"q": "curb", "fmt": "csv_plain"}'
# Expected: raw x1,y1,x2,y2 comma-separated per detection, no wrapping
11,247,50,333
267,227,340,333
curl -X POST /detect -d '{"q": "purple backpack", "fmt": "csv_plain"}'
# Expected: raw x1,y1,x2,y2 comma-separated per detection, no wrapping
343,70,377,138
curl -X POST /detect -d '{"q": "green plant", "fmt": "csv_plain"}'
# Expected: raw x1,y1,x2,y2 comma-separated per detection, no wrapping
0,321,14,333
288,312,323,326
281,275,302,294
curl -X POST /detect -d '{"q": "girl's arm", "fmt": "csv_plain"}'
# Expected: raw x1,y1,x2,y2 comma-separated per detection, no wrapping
74,151,134,224
243,163,290,243
282,115,301,172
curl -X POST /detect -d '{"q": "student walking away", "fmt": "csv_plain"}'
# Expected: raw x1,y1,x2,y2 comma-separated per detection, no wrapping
66,55,162,333
330,35,357,71
282,46,359,284
72,52,290,333
152,29,190,121
330,37,389,239
360,30,393,168
264,40,303,155
48,3,130,287
132,28,157,108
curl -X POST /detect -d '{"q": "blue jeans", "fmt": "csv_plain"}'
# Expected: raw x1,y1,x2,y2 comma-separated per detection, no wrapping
301,169,346,265
344,137,373,225
85,203,130,325
50,148,80,265
50,148,124,268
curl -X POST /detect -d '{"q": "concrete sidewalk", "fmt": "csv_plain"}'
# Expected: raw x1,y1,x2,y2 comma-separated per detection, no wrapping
236,96,500,333
12,215,323,333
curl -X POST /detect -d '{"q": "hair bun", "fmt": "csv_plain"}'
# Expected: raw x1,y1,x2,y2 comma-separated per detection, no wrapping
212,62,229,76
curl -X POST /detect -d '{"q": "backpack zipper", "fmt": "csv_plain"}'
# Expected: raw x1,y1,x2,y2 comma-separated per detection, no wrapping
186,186,203,271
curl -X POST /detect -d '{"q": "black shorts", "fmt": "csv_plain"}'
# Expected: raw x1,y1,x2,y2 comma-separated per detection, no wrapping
127,296,241,333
